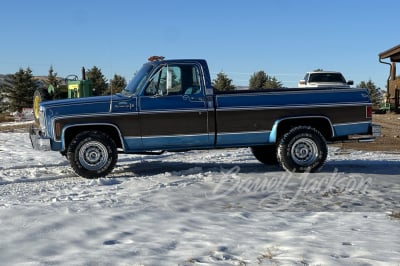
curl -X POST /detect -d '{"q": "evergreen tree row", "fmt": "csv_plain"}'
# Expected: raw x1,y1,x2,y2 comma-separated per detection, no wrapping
0,66,127,112
212,70,283,91
0,65,384,112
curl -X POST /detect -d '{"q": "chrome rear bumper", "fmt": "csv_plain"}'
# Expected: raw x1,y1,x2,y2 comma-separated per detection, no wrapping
346,124,381,143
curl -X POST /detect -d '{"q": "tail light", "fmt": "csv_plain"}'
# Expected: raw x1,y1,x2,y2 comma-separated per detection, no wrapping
366,106,372,118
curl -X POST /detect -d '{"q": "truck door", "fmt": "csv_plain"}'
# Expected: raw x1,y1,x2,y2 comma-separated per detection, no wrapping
139,63,213,150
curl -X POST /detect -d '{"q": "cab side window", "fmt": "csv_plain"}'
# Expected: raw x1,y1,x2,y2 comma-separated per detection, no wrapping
145,66,182,96
182,65,202,95
144,64,202,96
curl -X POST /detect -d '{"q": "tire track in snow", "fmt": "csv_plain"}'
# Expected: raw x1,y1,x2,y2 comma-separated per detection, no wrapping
0,162,70,171
0,162,74,185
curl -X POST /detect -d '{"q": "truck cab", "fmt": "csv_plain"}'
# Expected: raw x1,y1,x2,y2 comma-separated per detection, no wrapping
120,58,216,151
298,71,354,88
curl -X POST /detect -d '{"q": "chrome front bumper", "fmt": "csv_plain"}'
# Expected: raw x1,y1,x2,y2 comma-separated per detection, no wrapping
29,124,51,151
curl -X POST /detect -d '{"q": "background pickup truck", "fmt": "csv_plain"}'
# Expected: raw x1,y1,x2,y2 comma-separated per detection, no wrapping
298,71,354,88
30,57,380,178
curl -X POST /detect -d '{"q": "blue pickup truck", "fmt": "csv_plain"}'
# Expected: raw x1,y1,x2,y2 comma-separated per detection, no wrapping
30,57,380,178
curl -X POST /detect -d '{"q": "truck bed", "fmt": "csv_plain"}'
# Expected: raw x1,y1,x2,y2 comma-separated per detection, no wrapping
214,87,372,146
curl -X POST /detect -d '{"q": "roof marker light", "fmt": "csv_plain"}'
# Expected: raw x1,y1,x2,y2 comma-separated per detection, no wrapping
148,56,165,62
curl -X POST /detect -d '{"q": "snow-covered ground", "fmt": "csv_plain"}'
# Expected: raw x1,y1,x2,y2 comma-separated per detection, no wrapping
0,132,399,265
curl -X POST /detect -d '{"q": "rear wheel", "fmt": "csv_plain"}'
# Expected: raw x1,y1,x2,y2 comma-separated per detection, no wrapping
251,145,278,165
67,131,118,179
277,126,327,173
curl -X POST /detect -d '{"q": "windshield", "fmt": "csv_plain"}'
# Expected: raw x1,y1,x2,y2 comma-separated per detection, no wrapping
309,73,346,83
122,64,154,95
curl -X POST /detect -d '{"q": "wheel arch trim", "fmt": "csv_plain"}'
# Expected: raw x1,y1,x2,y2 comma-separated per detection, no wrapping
269,115,334,143
60,123,126,151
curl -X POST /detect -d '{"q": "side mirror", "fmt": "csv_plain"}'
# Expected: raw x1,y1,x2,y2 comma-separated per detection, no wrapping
347,80,354,85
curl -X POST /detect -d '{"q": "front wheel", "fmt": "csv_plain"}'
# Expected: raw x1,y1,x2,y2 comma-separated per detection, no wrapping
277,126,327,173
67,131,118,178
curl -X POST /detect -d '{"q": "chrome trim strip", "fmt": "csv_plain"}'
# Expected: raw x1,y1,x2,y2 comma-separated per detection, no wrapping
215,131,270,136
216,103,370,111
139,108,208,115
138,133,210,139
332,121,371,127
52,112,138,121
42,99,114,109
216,88,368,97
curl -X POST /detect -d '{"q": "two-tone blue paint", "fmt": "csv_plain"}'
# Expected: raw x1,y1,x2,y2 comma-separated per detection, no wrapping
33,59,377,156
215,88,371,108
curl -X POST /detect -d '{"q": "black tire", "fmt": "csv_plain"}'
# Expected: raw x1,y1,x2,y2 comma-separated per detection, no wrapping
277,126,327,173
67,131,118,179
251,145,278,165
33,88,52,121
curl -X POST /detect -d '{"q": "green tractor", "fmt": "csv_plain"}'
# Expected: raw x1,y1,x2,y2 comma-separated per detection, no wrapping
33,67,92,120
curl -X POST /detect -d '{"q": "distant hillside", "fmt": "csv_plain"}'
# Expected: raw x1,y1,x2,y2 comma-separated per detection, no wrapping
0,74,12,87
0,74,64,88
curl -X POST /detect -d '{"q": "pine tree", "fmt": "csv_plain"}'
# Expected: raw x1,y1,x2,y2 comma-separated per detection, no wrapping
46,65,61,99
249,71,267,89
249,71,283,89
357,80,383,106
3,67,37,111
109,74,127,94
0,75,12,111
264,76,283,89
212,72,235,91
47,65,59,88
86,66,108,95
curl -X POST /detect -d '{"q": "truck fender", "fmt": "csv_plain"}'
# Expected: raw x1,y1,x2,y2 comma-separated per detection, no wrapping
60,123,126,152
269,116,334,143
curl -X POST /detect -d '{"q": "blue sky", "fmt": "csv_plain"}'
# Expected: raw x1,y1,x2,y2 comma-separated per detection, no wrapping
0,0,398,89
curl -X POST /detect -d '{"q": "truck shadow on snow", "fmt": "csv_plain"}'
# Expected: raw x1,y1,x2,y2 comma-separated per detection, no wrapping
115,157,400,177
324,159,400,175
115,160,275,177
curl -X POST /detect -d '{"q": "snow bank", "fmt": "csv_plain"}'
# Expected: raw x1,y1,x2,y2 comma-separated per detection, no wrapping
0,132,399,265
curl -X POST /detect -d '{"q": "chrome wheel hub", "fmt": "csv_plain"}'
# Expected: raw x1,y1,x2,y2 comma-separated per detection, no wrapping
291,137,318,166
79,141,108,170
